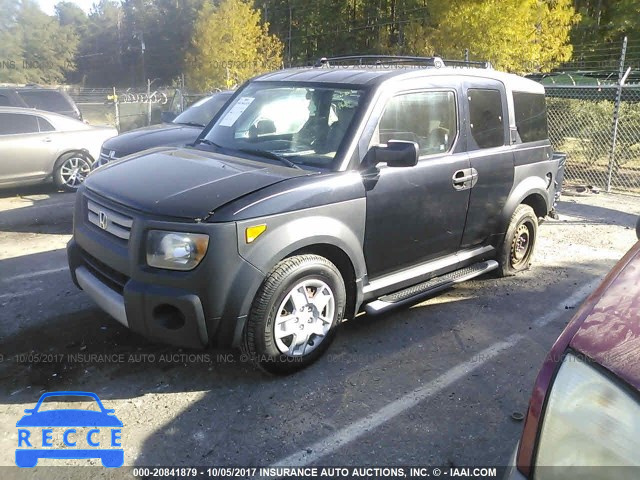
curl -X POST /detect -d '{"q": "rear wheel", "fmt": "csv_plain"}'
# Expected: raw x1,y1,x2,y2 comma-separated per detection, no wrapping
242,254,346,374
53,152,92,191
497,204,538,277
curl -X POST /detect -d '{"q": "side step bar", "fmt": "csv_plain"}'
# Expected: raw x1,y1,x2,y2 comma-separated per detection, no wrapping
364,260,499,315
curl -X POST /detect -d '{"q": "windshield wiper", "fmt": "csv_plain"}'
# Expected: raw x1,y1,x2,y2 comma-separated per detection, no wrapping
196,138,222,148
177,121,206,127
237,148,302,170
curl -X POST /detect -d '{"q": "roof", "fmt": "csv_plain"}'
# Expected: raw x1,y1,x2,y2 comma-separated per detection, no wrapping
255,65,544,93
0,105,70,119
0,106,95,131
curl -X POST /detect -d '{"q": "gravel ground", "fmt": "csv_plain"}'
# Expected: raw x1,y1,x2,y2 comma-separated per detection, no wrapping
0,184,639,480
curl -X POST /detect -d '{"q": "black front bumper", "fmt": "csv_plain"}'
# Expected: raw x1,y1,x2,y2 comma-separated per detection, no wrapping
68,239,209,348
67,189,266,349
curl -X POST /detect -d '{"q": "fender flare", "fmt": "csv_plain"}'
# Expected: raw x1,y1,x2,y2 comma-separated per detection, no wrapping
497,176,550,242
230,213,367,327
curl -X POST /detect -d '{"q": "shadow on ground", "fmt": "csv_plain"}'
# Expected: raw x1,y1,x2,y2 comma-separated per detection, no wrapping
556,199,638,227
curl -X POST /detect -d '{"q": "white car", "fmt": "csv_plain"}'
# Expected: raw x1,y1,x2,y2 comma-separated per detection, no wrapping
0,107,117,191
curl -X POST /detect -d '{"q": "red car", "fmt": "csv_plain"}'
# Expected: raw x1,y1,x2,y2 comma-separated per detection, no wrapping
507,227,640,478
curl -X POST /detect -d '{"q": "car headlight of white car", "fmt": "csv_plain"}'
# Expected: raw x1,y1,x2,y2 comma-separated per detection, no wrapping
146,230,209,271
535,352,640,476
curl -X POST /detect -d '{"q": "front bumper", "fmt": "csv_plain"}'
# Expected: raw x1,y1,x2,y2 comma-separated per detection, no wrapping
67,189,266,349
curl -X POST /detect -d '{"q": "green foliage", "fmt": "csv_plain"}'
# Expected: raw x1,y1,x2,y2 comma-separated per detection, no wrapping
428,0,579,72
0,0,79,84
260,0,578,73
547,95,640,169
1,0,637,88
186,0,283,91
571,0,640,70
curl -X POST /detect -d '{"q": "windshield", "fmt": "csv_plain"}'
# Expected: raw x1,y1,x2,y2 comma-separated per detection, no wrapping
201,83,364,170
173,93,231,127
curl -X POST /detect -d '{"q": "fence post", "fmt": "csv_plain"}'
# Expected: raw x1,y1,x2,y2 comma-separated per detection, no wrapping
606,36,628,193
113,86,120,132
147,78,152,126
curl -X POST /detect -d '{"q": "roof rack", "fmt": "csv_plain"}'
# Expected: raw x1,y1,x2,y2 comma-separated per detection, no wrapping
443,59,493,69
314,55,492,69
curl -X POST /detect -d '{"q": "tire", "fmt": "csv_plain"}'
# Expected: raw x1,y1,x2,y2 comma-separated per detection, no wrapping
53,152,93,192
497,204,538,277
636,215,640,241
242,254,346,374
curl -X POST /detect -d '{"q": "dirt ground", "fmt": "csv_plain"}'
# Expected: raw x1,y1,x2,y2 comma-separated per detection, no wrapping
1,185,639,479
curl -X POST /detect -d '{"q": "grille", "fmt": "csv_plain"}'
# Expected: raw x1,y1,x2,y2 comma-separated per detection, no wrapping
87,199,133,241
81,250,129,294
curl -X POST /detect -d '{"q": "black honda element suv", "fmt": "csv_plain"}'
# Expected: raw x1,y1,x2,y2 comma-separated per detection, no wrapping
68,56,565,373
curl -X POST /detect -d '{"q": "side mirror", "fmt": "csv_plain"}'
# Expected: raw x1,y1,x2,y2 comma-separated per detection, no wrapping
161,111,177,123
366,140,419,168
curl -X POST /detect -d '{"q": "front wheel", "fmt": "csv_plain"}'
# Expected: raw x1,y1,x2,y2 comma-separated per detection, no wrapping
497,204,538,277
53,152,92,192
242,254,346,374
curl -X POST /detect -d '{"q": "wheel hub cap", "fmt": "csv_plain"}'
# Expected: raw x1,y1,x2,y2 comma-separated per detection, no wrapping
60,157,90,188
273,279,335,357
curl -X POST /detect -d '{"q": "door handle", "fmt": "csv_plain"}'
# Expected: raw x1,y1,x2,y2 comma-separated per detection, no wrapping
455,174,475,183
452,169,478,190
42,137,52,143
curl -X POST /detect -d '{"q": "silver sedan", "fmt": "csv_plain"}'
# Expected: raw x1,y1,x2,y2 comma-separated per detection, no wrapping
0,107,117,191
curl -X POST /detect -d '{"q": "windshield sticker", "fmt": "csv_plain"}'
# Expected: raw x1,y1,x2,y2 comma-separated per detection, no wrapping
219,96,255,127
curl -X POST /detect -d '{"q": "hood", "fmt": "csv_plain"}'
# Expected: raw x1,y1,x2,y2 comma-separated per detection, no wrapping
569,242,640,391
102,123,201,156
85,147,311,219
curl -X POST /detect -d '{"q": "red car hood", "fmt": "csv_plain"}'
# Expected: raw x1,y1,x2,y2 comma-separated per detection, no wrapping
569,241,640,391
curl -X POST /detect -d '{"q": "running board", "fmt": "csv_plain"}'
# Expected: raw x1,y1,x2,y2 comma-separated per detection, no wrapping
364,260,499,315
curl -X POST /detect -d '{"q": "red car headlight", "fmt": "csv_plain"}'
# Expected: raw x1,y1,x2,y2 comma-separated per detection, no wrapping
534,352,640,476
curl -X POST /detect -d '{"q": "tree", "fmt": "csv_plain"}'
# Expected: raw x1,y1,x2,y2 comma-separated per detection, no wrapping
186,0,283,91
426,0,578,73
76,0,125,86
11,0,79,84
55,1,89,34
0,0,25,83
134,0,206,85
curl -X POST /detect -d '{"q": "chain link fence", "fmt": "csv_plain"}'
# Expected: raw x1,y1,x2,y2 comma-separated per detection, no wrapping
66,87,211,133
66,83,640,193
546,85,640,194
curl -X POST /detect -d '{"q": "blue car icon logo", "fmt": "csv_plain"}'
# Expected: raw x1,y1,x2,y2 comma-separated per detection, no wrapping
16,391,123,468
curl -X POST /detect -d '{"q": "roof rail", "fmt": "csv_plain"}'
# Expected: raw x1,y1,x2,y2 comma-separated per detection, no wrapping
442,58,493,69
314,55,492,69
314,55,445,68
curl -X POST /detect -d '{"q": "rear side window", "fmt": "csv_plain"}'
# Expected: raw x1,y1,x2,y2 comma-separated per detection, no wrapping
0,113,39,134
37,117,55,132
513,92,548,143
0,95,11,107
376,90,457,156
468,89,504,149
17,90,73,112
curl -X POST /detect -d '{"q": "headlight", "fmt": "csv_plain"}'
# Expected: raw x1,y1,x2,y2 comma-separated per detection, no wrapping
146,230,209,271
535,352,640,477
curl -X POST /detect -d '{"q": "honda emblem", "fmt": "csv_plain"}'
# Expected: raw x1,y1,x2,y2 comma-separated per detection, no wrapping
99,211,108,230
